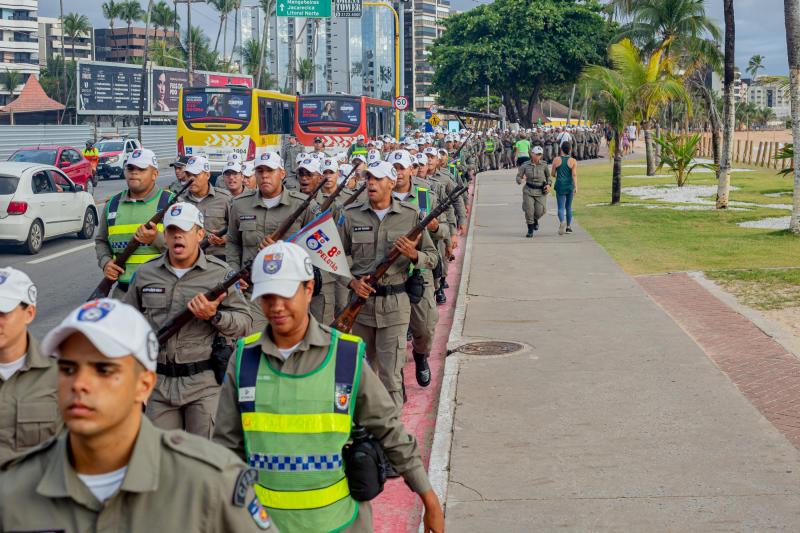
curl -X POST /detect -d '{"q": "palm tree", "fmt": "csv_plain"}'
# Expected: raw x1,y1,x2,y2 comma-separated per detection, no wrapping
62,13,91,62
151,1,178,42
149,39,183,67
102,0,121,33
231,0,241,72
785,0,800,232
118,0,144,63
747,54,766,82
2,69,22,99
255,0,274,89
237,38,261,76
615,0,722,55
296,58,314,94
208,0,232,57
581,64,634,204
608,39,690,175
716,0,735,209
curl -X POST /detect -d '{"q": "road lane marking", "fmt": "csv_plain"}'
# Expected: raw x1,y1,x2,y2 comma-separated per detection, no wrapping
476,203,508,206
27,242,95,264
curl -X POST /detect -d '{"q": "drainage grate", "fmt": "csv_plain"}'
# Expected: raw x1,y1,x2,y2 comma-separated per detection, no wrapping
454,341,525,356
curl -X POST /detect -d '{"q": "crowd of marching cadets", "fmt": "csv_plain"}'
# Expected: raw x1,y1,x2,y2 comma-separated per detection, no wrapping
0,123,596,532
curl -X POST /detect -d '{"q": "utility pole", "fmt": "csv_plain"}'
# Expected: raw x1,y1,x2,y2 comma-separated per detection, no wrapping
59,0,68,124
486,84,489,114
138,0,154,141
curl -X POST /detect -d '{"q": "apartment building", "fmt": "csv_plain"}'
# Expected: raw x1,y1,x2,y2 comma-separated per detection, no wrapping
94,26,177,63
406,0,449,113
748,78,791,119
38,16,93,67
0,0,39,84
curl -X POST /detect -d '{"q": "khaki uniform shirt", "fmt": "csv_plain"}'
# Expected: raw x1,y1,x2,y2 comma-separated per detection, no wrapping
185,186,232,258
0,417,268,533
95,186,170,270
516,160,552,196
0,335,62,465
226,188,319,271
281,143,306,189
339,198,437,328
123,252,252,403
213,316,433,495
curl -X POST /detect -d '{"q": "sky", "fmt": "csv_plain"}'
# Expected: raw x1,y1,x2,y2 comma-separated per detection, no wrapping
40,0,790,76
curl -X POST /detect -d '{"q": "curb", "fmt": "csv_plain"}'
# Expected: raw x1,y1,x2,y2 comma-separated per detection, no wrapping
423,173,481,525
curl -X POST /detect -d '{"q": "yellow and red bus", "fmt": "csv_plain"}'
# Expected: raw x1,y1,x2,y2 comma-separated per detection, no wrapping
177,85,296,174
294,94,395,152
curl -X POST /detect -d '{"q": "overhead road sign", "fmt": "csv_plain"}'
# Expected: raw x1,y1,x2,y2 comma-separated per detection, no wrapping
277,0,331,17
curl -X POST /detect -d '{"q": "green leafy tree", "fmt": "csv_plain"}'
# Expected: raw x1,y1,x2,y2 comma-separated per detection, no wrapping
236,38,274,88
614,0,721,55
102,0,122,33
119,0,144,63
296,58,315,94
467,95,502,114
747,54,765,81
654,133,714,186
151,0,178,42
2,69,21,99
148,39,183,67
63,13,91,62
429,0,610,127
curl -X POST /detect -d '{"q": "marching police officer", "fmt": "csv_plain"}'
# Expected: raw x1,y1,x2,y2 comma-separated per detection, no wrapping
168,155,190,193
281,133,305,190
0,267,62,464
0,299,268,532
214,242,445,533
182,155,231,260
516,146,552,238
95,148,173,300
227,152,319,333
124,202,251,437
223,159,248,198
339,161,438,408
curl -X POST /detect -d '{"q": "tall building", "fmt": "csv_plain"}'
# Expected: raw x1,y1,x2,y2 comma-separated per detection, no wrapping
0,0,39,84
406,0,450,113
94,26,177,63
748,78,791,119
38,16,94,68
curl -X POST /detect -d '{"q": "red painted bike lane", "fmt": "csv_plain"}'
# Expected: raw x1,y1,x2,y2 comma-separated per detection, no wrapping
372,184,473,533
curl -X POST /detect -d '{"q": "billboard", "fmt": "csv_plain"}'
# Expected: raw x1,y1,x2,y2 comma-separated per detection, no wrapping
77,61,148,115
77,60,253,116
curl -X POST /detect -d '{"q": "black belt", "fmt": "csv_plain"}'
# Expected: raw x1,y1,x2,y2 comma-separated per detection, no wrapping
526,183,547,190
116,282,129,293
373,283,406,297
157,360,213,377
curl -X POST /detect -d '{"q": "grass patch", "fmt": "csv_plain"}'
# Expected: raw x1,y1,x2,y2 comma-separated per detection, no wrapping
706,268,800,310
574,157,800,275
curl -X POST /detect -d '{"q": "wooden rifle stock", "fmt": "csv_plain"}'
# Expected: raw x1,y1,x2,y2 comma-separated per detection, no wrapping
342,183,366,207
156,260,253,345
330,185,468,332
87,179,194,301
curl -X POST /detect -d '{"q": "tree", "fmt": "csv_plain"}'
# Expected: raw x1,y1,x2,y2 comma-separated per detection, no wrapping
2,69,21,99
209,0,233,56
151,1,178,42
747,54,766,82
296,58,315,94
785,0,800,232
607,39,689,175
63,13,91,62
119,0,144,63
148,39,183,67
429,0,610,127
102,0,121,34
716,0,735,209
236,38,274,88
581,64,633,204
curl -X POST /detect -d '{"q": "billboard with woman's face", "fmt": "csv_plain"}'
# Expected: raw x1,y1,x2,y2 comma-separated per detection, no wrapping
151,68,206,114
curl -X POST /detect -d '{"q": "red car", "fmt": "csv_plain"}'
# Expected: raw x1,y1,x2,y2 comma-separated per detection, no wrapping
8,145,95,189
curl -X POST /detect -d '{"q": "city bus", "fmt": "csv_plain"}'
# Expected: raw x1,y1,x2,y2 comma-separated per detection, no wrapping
294,94,395,152
177,85,296,174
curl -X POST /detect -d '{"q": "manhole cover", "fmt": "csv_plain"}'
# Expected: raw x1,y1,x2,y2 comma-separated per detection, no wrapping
455,341,525,356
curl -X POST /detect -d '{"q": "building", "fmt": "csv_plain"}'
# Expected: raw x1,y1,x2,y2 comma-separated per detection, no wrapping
0,0,40,87
38,16,93,67
705,68,748,104
405,0,450,113
94,26,177,63
748,78,791,119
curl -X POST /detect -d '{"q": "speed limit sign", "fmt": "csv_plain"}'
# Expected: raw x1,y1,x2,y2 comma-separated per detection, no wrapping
394,96,409,110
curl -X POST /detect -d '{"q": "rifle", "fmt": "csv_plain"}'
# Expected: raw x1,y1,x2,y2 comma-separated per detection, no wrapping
156,179,325,345
342,183,366,208
88,179,194,301
200,226,228,251
331,185,468,333
318,164,360,213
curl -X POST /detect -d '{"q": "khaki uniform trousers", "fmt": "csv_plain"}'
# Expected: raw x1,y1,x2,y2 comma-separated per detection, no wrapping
522,190,547,225
146,377,220,439
409,276,438,354
352,320,409,409
311,276,337,325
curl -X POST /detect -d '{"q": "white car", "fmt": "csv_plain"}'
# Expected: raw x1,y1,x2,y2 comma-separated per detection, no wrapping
0,162,98,254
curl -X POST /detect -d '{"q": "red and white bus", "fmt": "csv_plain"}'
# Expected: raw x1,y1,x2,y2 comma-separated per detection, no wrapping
294,94,395,152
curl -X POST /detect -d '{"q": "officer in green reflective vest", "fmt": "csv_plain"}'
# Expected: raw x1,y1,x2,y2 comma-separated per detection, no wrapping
214,242,444,533
95,148,173,299
347,134,369,159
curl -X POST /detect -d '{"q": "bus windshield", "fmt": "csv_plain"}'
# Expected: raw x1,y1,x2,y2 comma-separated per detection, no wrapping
298,97,360,133
182,89,251,130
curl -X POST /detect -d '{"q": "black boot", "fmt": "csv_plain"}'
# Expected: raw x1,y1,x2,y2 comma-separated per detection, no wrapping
442,279,449,289
413,351,431,387
533,219,539,231
406,327,412,341
526,224,535,238
435,288,447,305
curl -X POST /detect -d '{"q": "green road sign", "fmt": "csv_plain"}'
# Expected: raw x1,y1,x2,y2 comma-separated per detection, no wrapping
276,0,331,17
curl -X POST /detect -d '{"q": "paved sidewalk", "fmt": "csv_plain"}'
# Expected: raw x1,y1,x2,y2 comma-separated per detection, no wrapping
441,168,800,531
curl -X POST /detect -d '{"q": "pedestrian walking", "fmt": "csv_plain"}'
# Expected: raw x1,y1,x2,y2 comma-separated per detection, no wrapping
551,142,578,235
514,133,532,166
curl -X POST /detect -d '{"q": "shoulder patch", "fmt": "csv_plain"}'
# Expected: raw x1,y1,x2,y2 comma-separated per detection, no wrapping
233,190,256,203
232,467,259,507
162,430,234,471
0,435,58,471
344,201,365,211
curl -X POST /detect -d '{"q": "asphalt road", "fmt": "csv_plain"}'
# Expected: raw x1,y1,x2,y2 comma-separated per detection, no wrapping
2,168,176,338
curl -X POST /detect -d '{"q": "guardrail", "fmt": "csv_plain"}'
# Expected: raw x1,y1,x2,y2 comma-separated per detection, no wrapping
0,124,177,165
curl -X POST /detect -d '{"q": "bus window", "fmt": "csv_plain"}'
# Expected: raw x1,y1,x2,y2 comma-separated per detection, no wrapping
282,103,293,134
367,106,377,138
259,97,282,134
182,88,251,130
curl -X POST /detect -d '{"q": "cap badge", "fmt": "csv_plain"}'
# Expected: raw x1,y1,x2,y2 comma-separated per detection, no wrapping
132,149,142,158
170,205,182,216
0,272,7,285
78,300,114,322
262,253,283,275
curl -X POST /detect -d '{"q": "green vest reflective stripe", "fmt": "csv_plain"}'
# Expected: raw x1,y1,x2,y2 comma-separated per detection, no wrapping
407,186,429,274
351,145,367,156
236,329,363,533
484,139,495,153
106,189,172,284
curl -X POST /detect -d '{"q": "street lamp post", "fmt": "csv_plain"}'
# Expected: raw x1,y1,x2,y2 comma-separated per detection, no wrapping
364,1,400,139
